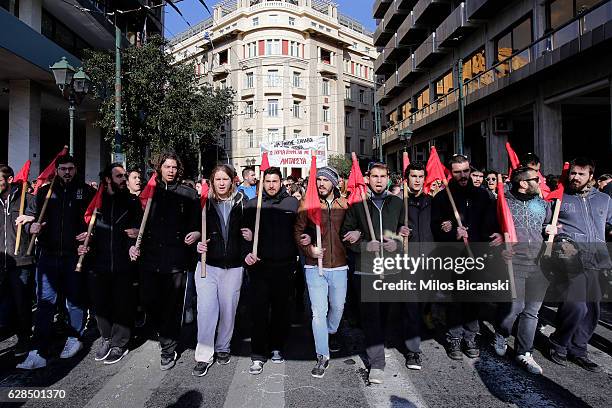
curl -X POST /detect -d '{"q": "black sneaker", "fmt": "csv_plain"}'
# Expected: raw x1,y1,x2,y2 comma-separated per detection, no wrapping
104,347,128,365
160,351,178,371
216,352,231,365
311,354,330,378
329,333,342,353
405,352,422,370
569,355,602,372
549,349,567,366
447,338,463,360
464,338,480,358
192,361,212,377
95,339,112,361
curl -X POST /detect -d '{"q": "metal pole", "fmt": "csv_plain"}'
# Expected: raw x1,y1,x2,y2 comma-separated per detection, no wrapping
69,99,75,156
457,59,465,155
375,103,383,162
114,19,124,164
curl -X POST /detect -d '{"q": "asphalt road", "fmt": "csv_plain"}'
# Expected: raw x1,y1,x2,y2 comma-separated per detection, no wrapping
0,301,610,408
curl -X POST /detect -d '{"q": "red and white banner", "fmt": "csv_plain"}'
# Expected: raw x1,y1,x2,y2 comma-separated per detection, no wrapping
260,136,327,168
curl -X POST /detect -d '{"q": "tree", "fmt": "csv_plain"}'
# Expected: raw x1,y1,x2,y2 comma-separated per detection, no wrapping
328,153,352,178
83,35,235,178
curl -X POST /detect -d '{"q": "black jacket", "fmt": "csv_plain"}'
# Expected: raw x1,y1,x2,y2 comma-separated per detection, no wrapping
87,190,142,274
0,185,36,273
35,179,95,256
431,180,498,243
204,191,249,269
244,187,299,266
140,180,200,273
407,192,434,243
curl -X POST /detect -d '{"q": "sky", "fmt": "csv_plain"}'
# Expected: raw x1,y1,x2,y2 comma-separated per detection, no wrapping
163,0,377,39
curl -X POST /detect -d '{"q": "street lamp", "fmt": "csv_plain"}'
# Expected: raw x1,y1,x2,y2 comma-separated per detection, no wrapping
399,129,413,152
50,57,90,156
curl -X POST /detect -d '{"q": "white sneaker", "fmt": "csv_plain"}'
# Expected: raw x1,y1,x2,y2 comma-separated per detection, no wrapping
16,350,47,370
249,360,264,375
271,350,284,364
369,368,385,384
493,332,508,357
516,352,543,375
60,337,83,359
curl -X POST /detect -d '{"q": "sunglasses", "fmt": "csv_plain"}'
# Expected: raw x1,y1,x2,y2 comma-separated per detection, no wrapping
523,177,540,183
485,177,497,182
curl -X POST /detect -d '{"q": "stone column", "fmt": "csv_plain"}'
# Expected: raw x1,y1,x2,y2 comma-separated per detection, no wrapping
85,112,102,183
533,97,563,174
8,80,41,176
18,0,42,33
486,116,508,172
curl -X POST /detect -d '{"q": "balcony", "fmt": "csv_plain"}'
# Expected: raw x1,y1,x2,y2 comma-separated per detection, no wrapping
436,2,476,47
383,0,411,33
465,0,507,20
398,54,419,84
318,59,337,77
414,32,444,68
374,50,395,75
397,11,427,47
413,0,451,27
376,84,393,104
385,71,400,96
373,0,392,18
373,20,394,46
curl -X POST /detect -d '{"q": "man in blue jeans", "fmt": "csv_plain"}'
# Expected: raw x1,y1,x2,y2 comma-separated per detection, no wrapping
294,166,349,378
18,155,95,370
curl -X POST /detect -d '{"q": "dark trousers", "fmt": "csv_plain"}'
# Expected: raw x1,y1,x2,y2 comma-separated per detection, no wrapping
87,270,134,349
352,274,387,369
550,269,601,358
140,270,187,357
402,302,424,354
446,302,480,342
0,267,33,343
34,253,84,358
249,262,293,362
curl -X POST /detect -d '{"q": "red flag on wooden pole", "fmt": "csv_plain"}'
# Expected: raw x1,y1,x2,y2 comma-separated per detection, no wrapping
34,146,68,194
84,185,104,224
13,160,31,184
346,154,367,206
505,142,520,171
13,160,31,256
545,162,569,201
260,152,270,172
139,172,158,209
496,175,518,243
304,153,321,227
423,146,449,194
402,152,410,178
200,179,210,278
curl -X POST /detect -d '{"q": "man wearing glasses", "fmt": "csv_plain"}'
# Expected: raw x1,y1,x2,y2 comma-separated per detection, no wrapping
18,156,95,370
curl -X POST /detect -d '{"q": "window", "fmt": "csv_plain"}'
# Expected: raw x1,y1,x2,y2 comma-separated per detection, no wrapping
322,79,330,96
289,41,299,57
293,101,301,118
219,79,227,89
293,129,301,138
547,0,599,30
360,114,367,130
345,111,352,127
269,14,278,24
247,130,255,148
416,87,430,109
266,39,281,55
218,49,228,65
495,16,532,75
289,16,296,26
462,48,486,81
268,99,279,117
268,128,279,142
246,42,257,58
245,72,254,88
345,137,351,153
435,71,453,99
267,70,280,87
322,106,330,123
246,101,254,119
359,139,365,155
253,17,259,26
323,133,330,150
400,101,412,121
320,48,332,64
292,71,302,87
345,86,352,100
359,89,365,103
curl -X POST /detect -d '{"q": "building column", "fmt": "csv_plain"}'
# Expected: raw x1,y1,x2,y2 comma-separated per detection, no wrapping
8,80,41,176
533,98,563,173
85,112,102,183
18,0,42,33
486,116,508,172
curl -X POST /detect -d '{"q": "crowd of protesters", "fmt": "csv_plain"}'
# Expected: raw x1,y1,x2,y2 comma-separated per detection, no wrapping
0,149,610,386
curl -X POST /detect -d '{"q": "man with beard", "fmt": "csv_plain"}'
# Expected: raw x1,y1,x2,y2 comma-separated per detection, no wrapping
492,166,554,375
237,167,257,200
549,157,612,372
0,166,36,357
244,167,299,375
78,164,142,364
431,155,502,361
18,156,95,369
129,152,200,370
127,168,142,196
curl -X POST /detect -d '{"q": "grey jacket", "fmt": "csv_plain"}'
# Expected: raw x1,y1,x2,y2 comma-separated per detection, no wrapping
505,190,552,266
557,187,612,269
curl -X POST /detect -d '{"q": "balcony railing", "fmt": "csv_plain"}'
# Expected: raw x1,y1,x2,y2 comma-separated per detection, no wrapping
373,0,393,19
381,0,612,144
436,2,472,46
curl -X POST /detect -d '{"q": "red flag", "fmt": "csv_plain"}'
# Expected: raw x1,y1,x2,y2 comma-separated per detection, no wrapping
505,142,520,171
423,147,449,194
346,153,366,206
200,179,209,209
260,152,270,173
304,154,321,226
34,146,68,194
13,160,31,184
402,152,410,179
545,162,570,201
84,185,104,224
496,175,518,243
139,172,158,209
538,171,551,198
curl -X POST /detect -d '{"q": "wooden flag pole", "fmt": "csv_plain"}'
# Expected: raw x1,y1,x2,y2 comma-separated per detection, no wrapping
76,211,97,272
201,206,207,278
442,179,474,258
27,177,56,256
504,232,517,299
544,199,561,257
316,224,323,277
252,170,265,258
14,181,27,256
135,197,153,251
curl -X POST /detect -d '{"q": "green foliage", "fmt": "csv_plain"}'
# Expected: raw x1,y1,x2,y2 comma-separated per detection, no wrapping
83,35,235,177
328,153,352,178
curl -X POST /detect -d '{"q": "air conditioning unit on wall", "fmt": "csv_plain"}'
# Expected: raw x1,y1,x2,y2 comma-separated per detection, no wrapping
494,117,513,133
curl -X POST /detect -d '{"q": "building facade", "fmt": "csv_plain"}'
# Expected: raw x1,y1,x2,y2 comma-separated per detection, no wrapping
0,0,163,181
374,0,612,175
169,0,377,176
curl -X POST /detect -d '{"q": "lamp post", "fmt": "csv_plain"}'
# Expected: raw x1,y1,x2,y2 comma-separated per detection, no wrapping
50,57,90,156
399,129,413,152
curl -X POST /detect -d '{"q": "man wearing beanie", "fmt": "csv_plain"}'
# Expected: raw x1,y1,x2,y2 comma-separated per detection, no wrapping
294,166,349,378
